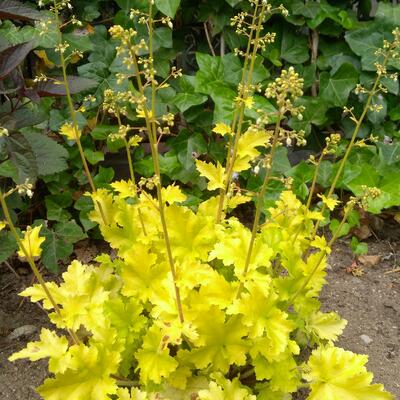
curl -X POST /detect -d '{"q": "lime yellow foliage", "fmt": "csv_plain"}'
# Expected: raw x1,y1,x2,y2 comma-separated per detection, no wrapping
318,193,340,211
11,187,391,399
212,123,232,136
195,160,225,191
304,346,393,399
234,129,269,172
17,225,45,259
60,123,81,141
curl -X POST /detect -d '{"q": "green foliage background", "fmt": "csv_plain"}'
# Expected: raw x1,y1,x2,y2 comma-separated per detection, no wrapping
1,0,400,270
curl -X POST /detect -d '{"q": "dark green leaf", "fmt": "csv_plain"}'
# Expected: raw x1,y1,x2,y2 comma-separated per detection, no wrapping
0,231,17,263
0,0,43,21
155,0,181,18
172,92,208,113
22,131,68,176
36,76,97,96
280,26,309,64
84,149,105,165
0,41,33,79
319,63,358,107
5,133,37,183
377,142,400,165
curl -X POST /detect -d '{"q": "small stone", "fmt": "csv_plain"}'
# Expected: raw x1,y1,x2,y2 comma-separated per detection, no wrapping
360,334,373,345
7,325,37,341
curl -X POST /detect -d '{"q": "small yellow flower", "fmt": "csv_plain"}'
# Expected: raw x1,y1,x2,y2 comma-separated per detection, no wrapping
128,135,143,147
136,107,153,119
60,123,81,141
0,221,6,231
318,194,340,211
17,225,46,259
244,96,254,109
212,123,232,136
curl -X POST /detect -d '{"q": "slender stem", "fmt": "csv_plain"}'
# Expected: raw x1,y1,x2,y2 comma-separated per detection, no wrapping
0,191,80,345
53,1,108,225
288,203,354,305
236,113,282,298
306,152,324,209
216,2,266,222
311,64,385,237
204,21,216,56
128,14,184,323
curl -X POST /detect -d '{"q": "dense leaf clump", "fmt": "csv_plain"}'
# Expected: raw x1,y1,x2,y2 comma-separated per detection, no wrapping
10,188,391,399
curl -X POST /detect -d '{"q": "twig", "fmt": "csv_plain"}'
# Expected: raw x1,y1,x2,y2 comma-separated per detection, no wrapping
384,267,400,275
4,260,21,280
204,21,216,56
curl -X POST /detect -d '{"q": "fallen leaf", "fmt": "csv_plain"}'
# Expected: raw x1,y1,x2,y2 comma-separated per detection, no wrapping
357,255,381,267
352,224,372,240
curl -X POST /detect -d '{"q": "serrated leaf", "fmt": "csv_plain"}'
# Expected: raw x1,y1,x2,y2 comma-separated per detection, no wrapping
9,328,70,374
38,344,120,400
22,131,69,177
135,325,178,384
5,133,38,183
304,346,393,399
196,160,225,191
307,311,347,342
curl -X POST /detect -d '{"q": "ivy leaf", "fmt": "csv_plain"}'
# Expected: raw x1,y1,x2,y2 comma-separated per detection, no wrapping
289,97,329,134
280,26,309,64
345,29,387,71
319,63,358,107
41,221,87,272
375,3,400,28
224,0,241,7
377,143,400,165
173,93,208,113
155,0,181,18
5,133,38,184
168,129,207,171
195,53,225,94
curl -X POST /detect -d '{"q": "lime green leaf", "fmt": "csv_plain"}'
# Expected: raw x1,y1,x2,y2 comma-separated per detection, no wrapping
304,346,393,399
9,328,69,374
196,160,225,191
189,308,248,373
306,311,347,343
38,344,120,400
199,377,256,400
135,325,178,384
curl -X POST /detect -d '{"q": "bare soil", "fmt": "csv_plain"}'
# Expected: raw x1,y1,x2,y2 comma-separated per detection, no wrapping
1,239,399,399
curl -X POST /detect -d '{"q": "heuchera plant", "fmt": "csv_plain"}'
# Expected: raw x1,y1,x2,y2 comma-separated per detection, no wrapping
1,1,398,399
